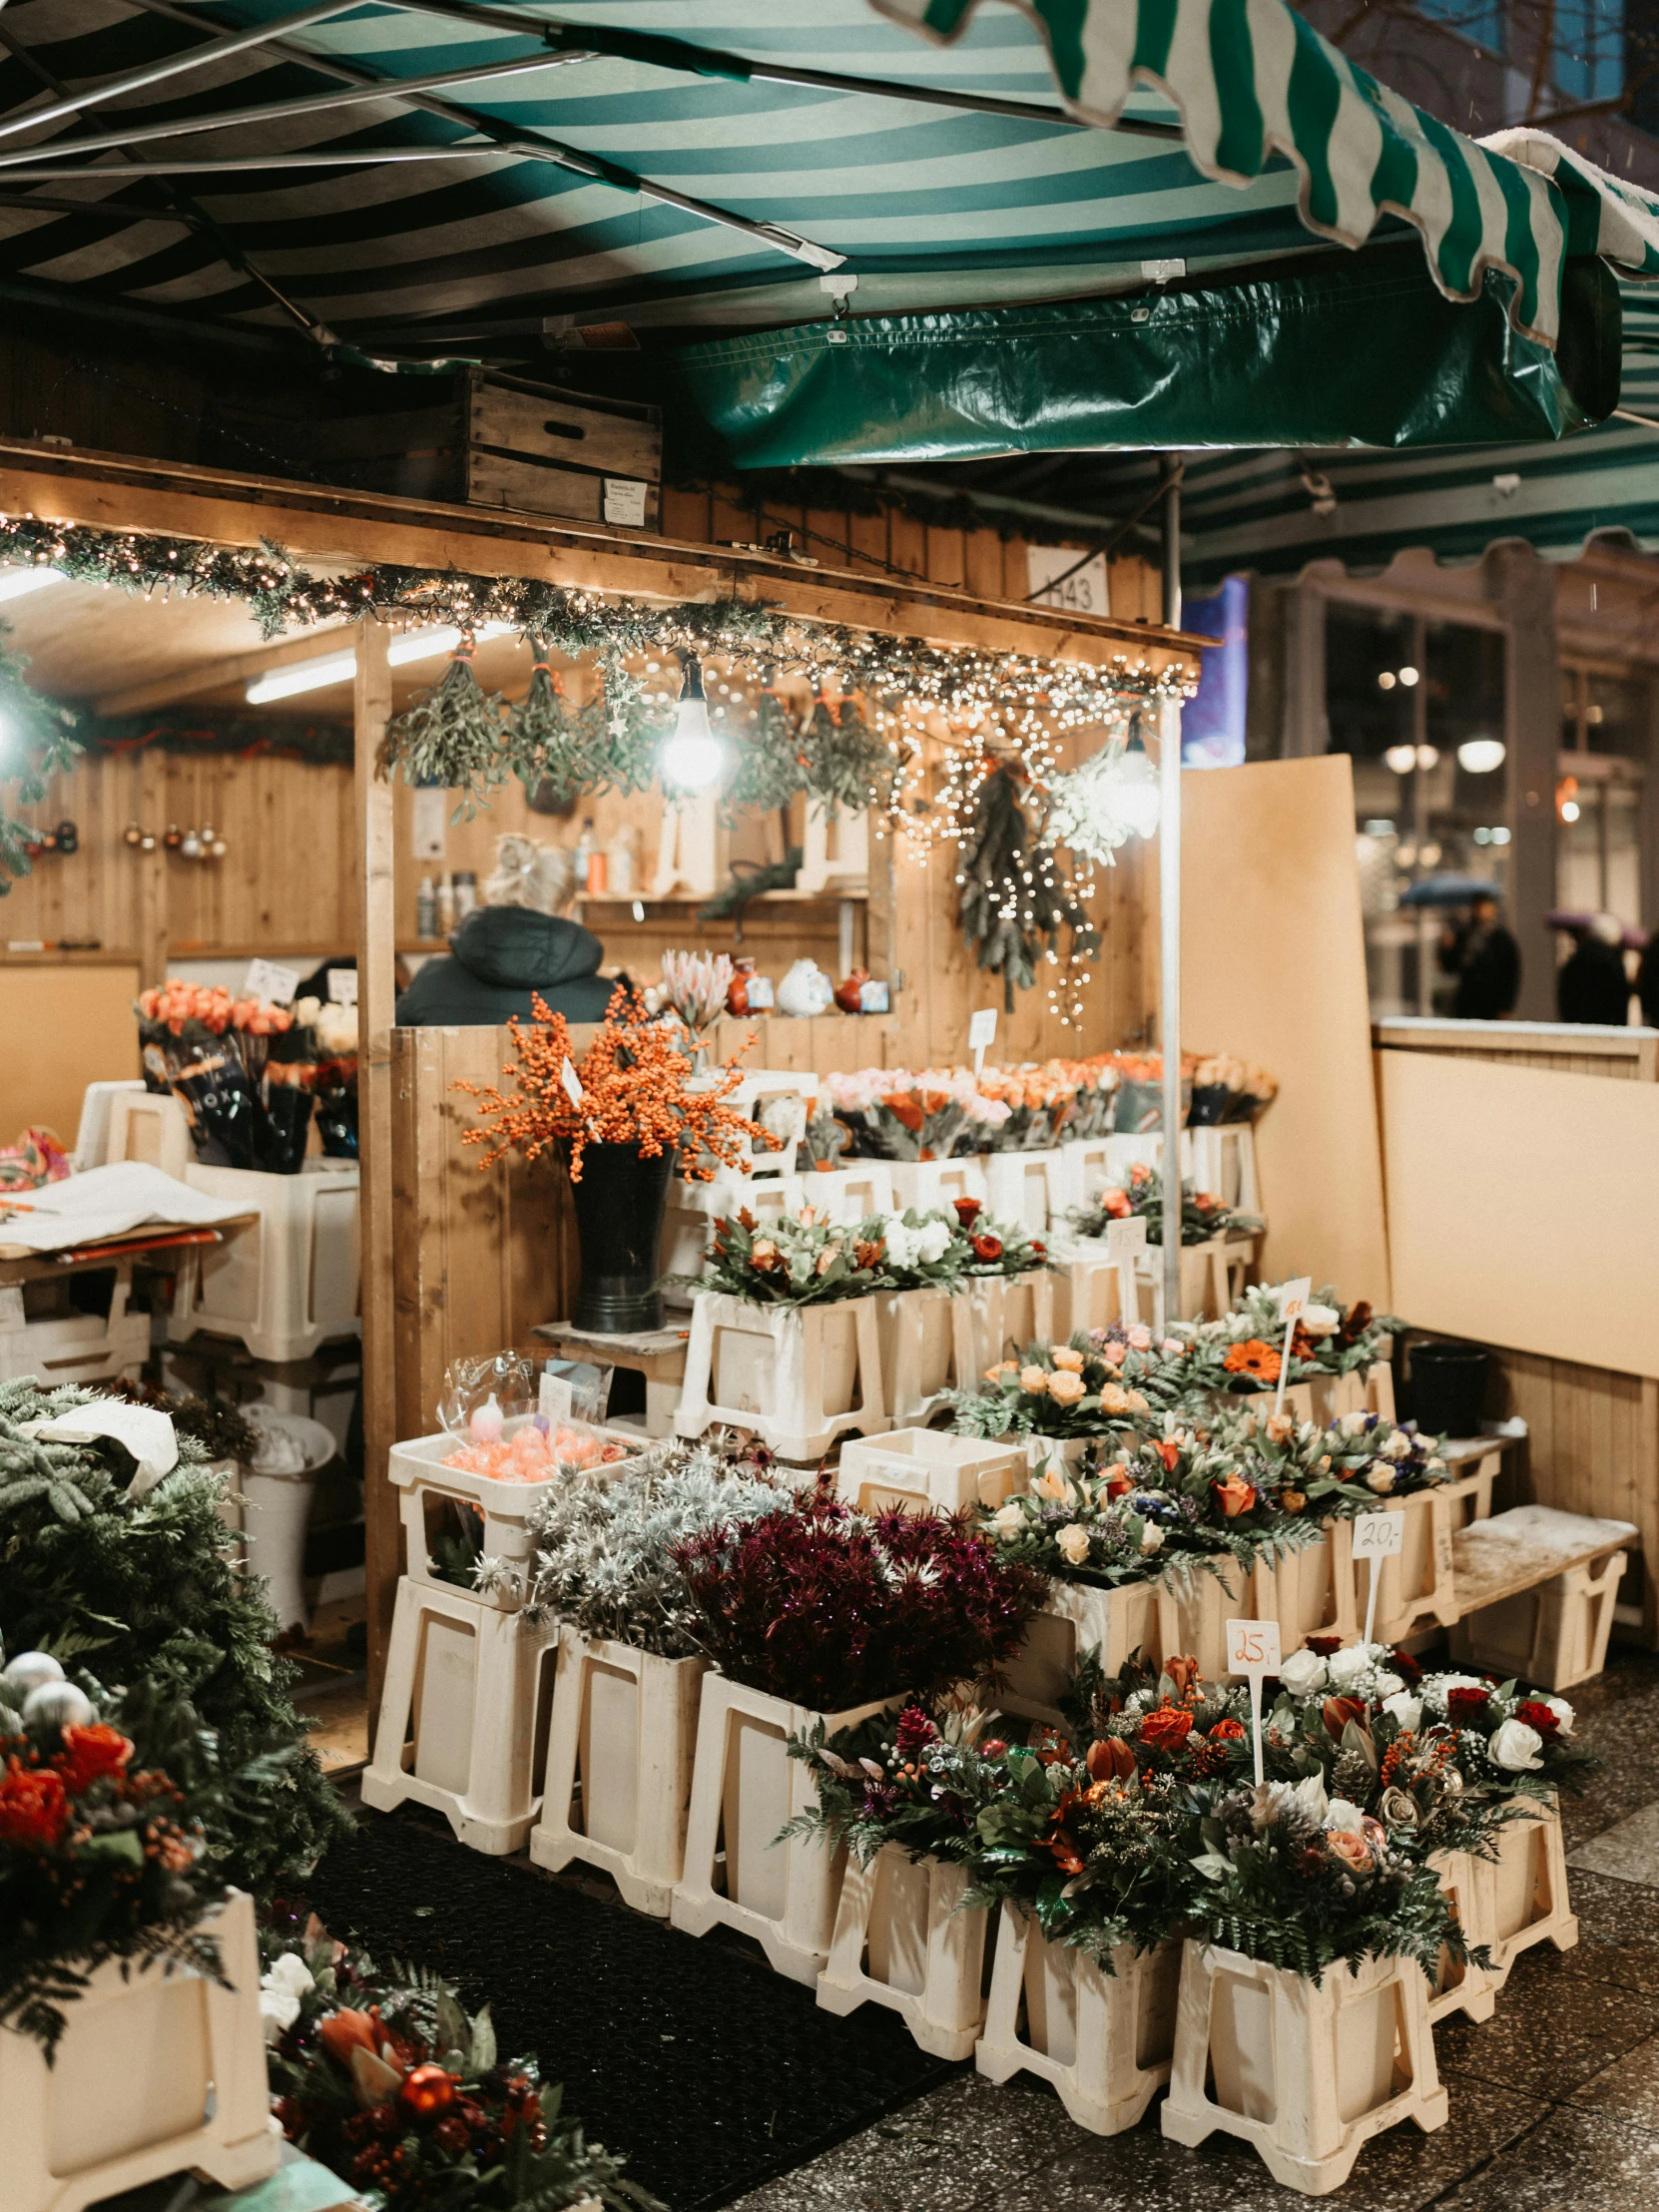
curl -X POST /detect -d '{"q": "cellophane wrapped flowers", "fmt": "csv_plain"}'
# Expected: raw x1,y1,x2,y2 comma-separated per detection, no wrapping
671,1486,1046,1711
818,1067,1010,1162
1067,1162,1261,1247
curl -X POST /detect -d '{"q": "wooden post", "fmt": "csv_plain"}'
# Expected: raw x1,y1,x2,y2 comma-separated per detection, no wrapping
354,616,397,1719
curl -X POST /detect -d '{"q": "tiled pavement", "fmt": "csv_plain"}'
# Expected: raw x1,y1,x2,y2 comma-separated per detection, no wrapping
730,1647,1659,2212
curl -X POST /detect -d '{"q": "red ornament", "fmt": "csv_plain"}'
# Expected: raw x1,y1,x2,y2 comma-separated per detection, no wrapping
398,2062,458,2121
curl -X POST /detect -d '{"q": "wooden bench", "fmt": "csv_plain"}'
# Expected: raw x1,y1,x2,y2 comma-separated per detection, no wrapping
1448,1503,1636,1690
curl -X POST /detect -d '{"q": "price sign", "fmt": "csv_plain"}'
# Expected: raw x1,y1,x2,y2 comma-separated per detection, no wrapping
1354,1508,1405,1643
538,1371,573,1424
244,957,300,1007
1105,1215,1148,1263
326,968,358,1006
968,1006,997,1078
603,478,648,528
1226,1616,1282,1786
1271,1276,1315,1418
560,1057,584,1106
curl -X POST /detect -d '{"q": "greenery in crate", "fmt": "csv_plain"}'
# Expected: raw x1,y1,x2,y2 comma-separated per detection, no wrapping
1179,1285,1399,1395
1065,1162,1262,1247
672,1483,1046,1711
507,1435,798,1653
949,1199,1048,1279
678,1200,891,1307
261,1916,660,2211
0,1381,350,1890
1210,1403,1451,1504
947,1332,1181,1442
0,1663,293,2056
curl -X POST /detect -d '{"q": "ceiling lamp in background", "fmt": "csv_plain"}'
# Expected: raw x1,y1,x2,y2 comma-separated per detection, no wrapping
244,623,516,705
0,568,65,604
1042,730,1161,867
1457,737,1506,774
659,655,724,793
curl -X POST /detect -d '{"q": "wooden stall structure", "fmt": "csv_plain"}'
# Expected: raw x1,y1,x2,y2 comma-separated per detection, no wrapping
0,436,1203,1703
1376,1016,1659,1636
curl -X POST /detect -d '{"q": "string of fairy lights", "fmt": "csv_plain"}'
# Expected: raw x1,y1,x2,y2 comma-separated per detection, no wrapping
0,513,1193,1026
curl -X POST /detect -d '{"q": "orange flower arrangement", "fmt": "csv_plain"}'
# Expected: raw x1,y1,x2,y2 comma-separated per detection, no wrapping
456,983,778,1184
1223,1338,1282,1382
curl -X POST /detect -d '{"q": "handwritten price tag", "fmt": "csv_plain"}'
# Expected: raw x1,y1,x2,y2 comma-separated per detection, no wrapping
1226,1617,1281,1786
538,1371,573,1424
244,957,300,1007
967,1009,998,1050
560,1057,584,1106
1106,1216,1148,1263
326,967,358,1006
1276,1277,1314,1323
1351,1511,1405,1561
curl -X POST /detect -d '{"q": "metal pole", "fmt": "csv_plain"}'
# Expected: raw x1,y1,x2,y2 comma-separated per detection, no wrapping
1159,455,1184,1336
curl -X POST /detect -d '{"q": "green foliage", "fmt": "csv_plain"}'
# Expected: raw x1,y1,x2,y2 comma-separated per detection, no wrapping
0,625,81,897
957,764,1100,1011
378,653,509,820
0,1381,350,1889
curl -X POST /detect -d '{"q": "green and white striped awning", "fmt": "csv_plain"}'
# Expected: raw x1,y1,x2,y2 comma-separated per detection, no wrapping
0,0,1650,371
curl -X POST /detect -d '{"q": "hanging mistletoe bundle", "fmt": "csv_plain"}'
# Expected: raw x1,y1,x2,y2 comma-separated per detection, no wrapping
376,637,507,818
725,670,805,817
799,687,888,817
506,643,589,812
957,762,1101,1012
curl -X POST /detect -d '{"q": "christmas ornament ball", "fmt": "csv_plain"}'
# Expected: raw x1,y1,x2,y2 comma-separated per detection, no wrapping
0,1651,64,1704
398,2063,457,2121
23,1680,96,1734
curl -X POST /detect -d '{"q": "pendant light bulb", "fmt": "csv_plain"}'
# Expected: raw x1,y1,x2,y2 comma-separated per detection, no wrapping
661,654,724,793
1113,734,1162,839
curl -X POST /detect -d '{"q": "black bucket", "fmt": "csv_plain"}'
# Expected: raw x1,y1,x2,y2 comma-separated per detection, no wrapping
1408,1339,1490,1439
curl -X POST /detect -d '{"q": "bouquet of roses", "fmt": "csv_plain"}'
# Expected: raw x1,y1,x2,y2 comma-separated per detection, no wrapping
1204,1406,1443,1522
261,1914,658,2211
1109,1052,1188,1133
981,1443,1204,1587
1180,1283,1398,1395
1067,1162,1261,1248
1187,1052,1279,1125
682,1201,890,1307
949,1338,1162,1442
867,1207,965,1291
974,1063,1079,1151
818,1067,1009,1162
950,1198,1048,1279
1058,1057,1120,1140
1408,1667,1598,1803
785,1695,1005,1868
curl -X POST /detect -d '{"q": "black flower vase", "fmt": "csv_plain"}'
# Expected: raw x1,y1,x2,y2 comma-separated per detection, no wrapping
568,1142,677,1333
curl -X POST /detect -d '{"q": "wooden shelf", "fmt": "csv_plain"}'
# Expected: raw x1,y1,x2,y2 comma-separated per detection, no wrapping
573,887,867,913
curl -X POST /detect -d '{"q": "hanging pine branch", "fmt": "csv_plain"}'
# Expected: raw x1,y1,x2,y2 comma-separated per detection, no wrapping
0,630,80,896
725,671,806,818
376,638,508,819
956,762,1101,1013
800,688,887,817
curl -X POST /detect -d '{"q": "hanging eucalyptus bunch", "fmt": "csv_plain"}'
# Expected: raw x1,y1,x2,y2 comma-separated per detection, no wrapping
957,761,1101,1011
376,636,508,819
724,669,806,818
506,642,588,812
799,685,888,817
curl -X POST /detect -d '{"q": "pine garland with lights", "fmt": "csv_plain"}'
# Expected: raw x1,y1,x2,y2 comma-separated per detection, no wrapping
957,763,1101,1014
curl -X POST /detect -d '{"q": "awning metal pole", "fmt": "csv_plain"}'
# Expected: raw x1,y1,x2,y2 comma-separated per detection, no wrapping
1159,455,1184,1336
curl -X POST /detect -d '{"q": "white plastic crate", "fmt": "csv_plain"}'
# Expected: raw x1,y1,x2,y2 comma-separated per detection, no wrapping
659,1171,806,1311
0,1262,150,1386
800,1160,895,1225
70,1078,146,1172
104,1089,194,1181
167,1159,360,1364
979,1148,1062,1234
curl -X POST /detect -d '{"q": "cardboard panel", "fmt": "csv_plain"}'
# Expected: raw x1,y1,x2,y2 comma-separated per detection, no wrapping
0,963,141,1145
1380,1049,1659,1379
1180,757,1389,1306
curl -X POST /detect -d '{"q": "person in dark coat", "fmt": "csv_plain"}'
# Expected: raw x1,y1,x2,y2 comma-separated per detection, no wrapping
395,834,619,1026
1557,913,1632,1026
1450,893,1520,1020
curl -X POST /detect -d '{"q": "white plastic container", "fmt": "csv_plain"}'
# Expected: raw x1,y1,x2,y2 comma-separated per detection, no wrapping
836,1428,1026,1516
168,1159,360,1364
820,1850,988,2059
801,1160,895,1225
104,1089,194,1181
885,1158,987,1215
979,1148,1063,1235
675,1291,888,1461
658,1171,805,1311
226,1409,337,1633
0,1264,150,1387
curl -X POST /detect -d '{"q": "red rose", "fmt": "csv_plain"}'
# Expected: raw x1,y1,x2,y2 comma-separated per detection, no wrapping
1030,1240,1046,1259
1106,1474,1135,1500
1306,1636,1344,1657
1389,1648,1422,1685
1445,1686,1491,1725
1138,1705,1194,1752
0,1759,69,1849
971,1234,1003,1262
57,1723,134,1796
1208,1717,1247,1742
1514,1698,1560,1737
952,1198,983,1228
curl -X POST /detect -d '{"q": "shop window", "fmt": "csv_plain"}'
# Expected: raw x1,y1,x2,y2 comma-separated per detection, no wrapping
1558,662,1648,935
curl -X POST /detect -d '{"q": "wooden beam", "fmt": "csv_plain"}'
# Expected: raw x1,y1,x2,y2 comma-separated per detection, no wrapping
96,619,356,715
353,614,397,1724
0,439,1209,675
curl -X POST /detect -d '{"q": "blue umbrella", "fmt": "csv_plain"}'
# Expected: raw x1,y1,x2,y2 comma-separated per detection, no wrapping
1397,875,1504,908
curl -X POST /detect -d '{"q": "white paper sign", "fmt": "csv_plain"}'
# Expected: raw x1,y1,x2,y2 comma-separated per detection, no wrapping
967,1009,998,1050
411,785,447,861
1106,1215,1148,1263
1351,1511,1406,1561
560,1057,584,1106
538,1371,573,1424
326,968,358,1006
603,478,648,527
244,957,300,1007
1026,545,1111,618
1226,1615,1282,1786
1276,1277,1314,1323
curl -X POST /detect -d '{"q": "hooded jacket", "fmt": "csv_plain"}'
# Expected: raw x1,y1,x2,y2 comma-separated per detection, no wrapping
394,904,619,1027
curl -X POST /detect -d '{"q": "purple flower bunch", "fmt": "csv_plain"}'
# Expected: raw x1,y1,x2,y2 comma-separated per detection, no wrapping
671,1486,1046,1711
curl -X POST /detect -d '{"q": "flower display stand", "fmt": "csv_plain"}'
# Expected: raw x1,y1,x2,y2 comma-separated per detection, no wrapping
1,1890,279,2212
1044,1235,1144,1340
1302,1361,1396,1424
676,1291,888,1460
389,1426,583,1615
1023,1432,1093,1473
965,1269,1055,1376
530,1627,707,1916
1448,1505,1636,1692
1335,1438,1508,1647
1161,1940,1448,2195
886,1158,987,1215
168,1159,360,1364
837,1428,1026,1515
976,1908,1180,2134
671,1676,899,1983
0,1255,151,1387
1476,1798,1578,1988
980,1148,1062,1235
998,1578,1160,1727
659,1170,807,1310
1424,1850,1497,2025
1139,1234,1257,1330
819,1849,988,2059
872,1285,971,1425
1155,1555,1252,1682
1252,1524,1357,1655
1054,1137,1118,1214
361,1578,558,1853
803,1159,895,1225
797,801,869,893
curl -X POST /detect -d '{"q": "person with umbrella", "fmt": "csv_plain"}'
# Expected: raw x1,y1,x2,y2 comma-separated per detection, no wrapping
1405,877,1520,1020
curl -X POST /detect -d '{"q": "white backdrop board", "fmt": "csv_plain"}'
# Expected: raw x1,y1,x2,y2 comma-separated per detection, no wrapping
1380,1048,1659,1379
1181,757,1390,1307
